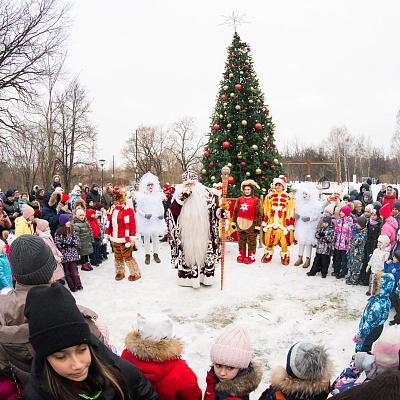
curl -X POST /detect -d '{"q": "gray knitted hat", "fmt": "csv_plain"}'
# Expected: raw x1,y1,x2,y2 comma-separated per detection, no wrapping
9,235,56,285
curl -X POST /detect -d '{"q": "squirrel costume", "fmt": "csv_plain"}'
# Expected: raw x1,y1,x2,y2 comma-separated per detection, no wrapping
232,180,263,264
261,175,294,265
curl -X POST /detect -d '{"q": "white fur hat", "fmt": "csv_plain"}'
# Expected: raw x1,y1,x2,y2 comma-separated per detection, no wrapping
137,314,173,340
271,175,288,191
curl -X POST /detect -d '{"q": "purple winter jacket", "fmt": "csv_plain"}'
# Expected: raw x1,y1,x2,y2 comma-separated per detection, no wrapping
54,230,80,262
381,216,398,248
334,216,353,250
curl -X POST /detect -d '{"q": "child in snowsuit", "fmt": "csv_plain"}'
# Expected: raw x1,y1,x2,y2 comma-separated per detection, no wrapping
204,325,262,400
333,205,353,279
54,214,83,292
365,235,391,295
346,216,368,285
95,202,108,261
307,215,335,278
86,208,101,267
73,208,94,271
0,240,13,291
383,249,400,296
352,272,395,352
121,314,202,400
231,180,263,264
258,342,334,400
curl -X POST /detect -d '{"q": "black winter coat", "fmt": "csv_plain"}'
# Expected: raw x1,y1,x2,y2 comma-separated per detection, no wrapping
86,188,101,205
40,192,63,237
2,198,20,229
22,334,159,400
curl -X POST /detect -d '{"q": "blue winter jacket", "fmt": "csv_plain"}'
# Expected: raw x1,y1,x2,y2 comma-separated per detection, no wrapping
0,253,13,290
356,273,395,351
384,260,400,291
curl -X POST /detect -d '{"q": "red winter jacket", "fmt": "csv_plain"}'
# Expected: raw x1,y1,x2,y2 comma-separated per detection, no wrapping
86,209,101,238
121,331,202,400
105,205,136,243
380,193,397,209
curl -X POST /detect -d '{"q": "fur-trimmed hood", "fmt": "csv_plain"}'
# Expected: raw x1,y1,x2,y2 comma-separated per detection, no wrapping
48,191,62,207
214,361,262,397
270,361,334,398
371,272,395,297
74,198,86,210
124,330,182,362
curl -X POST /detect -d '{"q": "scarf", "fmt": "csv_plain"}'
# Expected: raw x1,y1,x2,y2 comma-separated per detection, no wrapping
105,204,130,246
39,230,52,238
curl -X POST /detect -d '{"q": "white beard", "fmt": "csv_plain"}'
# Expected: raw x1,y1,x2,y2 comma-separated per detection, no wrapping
179,183,210,267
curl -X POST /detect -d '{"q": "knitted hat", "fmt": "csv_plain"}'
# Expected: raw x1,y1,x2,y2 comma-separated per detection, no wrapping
34,209,41,219
29,194,36,202
365,204,374,212
340,205,351,217
24,283,91,357
36,187,44,196
5,189,14,198
9,235,56,285
91,182,99,189
353,200,362,208
394,249,400,262
393,201,400,212
324,204,335,216
72,185,81,194
322,215,332,225
58,214,70,226
286,342,330,381
137,314,173,340
61,192,69,203
356,216,368,229
329,370,400,400
210,325,251,369
35,218,49,234
76,209,85,218
380,203,392,219
95,203,103,211
373,324,400,372
21,204,34,220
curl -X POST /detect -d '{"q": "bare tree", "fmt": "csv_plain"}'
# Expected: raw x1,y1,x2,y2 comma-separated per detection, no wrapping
169,117,205,171
0,0,70,144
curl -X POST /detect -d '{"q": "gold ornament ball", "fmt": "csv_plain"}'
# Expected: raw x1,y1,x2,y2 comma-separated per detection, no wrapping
245,59,249,63
223,85,228,90
251,73,255,77
209,140,212,143
249,99,253,104
256,168,262,174
246,172,250,176
264,137,268,141
211,176,215,181
202,169,206,174
219,114,223,119
229,73,234,78
238,135,243,140
235,105,240,110
240,71,244,75
223,102,227,107
240,49,243,53
241,120,247,126
250,87,254,91
262,188,267,194
226,60,230,64
274,158,279,164
252,144,258,150
227,163,232,167
237,153,242,158
280,162,283,167
213,149,216,152
227,50,230,53
227,123,232,128
230,93,235,97
257,99,261,103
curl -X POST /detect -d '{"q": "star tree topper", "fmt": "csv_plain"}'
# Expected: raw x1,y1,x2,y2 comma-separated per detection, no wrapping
219,12,250,31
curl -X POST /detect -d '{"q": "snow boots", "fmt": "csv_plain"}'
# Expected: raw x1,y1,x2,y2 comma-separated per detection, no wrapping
237,250,246,263
281,251,290,265
244,251,256,264
261,249,274,263
81,262,93,271
127,258,141,281
145,254,150,265
302,257,310,268
153,253,161,263
294,256,303,266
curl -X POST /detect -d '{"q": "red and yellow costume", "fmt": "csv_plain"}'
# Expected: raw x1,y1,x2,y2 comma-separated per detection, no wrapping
261,175,294,265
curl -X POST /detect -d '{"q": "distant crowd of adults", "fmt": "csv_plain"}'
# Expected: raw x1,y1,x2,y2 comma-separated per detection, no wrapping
0,175,114,239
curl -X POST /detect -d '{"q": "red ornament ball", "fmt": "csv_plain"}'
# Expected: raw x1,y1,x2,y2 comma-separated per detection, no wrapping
223,75,226,79
222,141,230,149
204,151,210,158
261,176,265,181
228,176,235,184
232,65,236,69
263,161,268,166
254,123,262,131
247,47,250,51
269,146,273,150
214,124,221,130
221,95,226,99
259,106,263,110
242,109,246,113
199,177,202,180
232,53,236,57
244,65,249,69
267,109,270,113
262,100,265,103
209,162,214,167
273,144,276,147
235,84,242,90
231,45,234,48
241,162,246,167
237,35,240,39
271,131,275,135
271,165,275,170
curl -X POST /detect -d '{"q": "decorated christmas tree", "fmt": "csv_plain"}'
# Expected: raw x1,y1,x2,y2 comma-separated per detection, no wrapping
201,32,285,197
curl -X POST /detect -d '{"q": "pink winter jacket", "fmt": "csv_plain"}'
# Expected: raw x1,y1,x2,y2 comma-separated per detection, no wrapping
0,376,22,399
334,216,353,250
381,216,399,248
38,233,64,280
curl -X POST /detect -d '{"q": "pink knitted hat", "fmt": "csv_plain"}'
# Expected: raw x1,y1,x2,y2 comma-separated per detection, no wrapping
324,204,335,216
22,204,34,219
35,218,49,233
210,325,251,369
380,203,391,219
340,205,351,217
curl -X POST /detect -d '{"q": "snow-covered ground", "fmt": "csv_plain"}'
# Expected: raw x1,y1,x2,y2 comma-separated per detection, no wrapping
73,239,390,398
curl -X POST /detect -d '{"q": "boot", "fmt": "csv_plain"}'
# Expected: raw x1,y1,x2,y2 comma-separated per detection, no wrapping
237,249,246,263
244,251,256,264
127,258,141,281
302,257,310,268
81,263,92,271
153,253,161,263
261,249,273,263
115,273,125,280
281,251,290,265
145,254,150,265
294,256,303,266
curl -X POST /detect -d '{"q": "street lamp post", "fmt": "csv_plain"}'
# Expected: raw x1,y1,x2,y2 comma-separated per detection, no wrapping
99,159,106,195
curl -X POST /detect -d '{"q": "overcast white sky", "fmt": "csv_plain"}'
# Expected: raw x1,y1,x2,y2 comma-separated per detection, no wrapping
67,0,400,170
